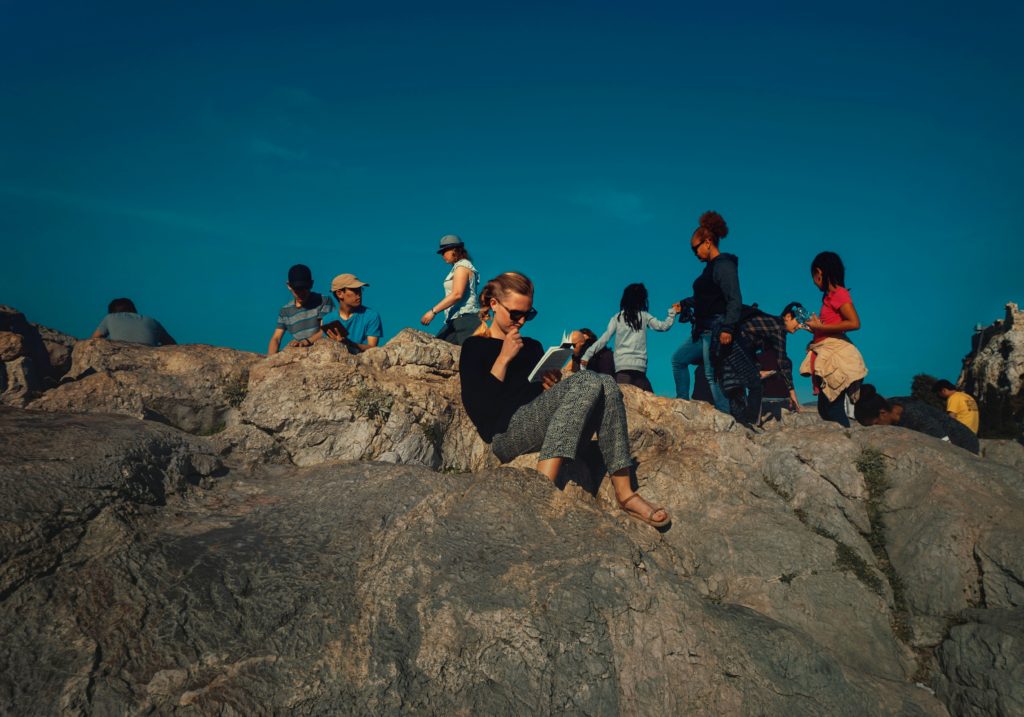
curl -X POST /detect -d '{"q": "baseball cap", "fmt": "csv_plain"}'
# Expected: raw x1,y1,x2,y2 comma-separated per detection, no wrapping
331,273,370,292
437,234,464,254
287,264,313,290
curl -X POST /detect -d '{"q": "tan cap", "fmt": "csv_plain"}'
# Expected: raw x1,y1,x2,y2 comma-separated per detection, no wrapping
331,273,369,292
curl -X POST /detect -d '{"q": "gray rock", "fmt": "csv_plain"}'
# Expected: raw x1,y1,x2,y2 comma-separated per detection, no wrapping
934,608,1024,717
29,338,261,435
0,406,223,601
33,321,77,378
960,302,1024,440
850,427,1024,646
0,418,946,715
980,439,1024,477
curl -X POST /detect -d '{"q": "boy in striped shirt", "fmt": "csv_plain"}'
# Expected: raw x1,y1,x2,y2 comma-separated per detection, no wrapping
267,264,335,354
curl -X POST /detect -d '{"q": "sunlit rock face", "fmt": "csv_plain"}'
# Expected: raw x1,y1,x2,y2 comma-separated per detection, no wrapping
2,317,1021,716
961,301,1024,439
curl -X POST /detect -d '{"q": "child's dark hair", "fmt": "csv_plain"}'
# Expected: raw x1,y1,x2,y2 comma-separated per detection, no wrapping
853,384,891,426
619,283,649,331
108,298,137,314
576,327,598,354
932,379,957,394
781,301,804,318
811,251,846,292
692,211,729,247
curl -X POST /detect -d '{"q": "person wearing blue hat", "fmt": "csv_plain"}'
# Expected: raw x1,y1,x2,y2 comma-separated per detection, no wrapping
420,234,481,346
267,264,334,354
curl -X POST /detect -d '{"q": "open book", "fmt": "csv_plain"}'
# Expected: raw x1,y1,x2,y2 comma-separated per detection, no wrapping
527,331,574,383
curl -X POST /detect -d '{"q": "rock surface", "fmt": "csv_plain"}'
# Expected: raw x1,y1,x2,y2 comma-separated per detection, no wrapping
961,301,1024,439
0,305,73,405
30,338,261,435
2,322,1023,715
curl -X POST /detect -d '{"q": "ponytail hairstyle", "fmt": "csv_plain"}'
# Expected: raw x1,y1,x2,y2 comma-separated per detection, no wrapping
474,271,535,336
450,246,472,262
853,384,891,426
692,210,729,247
811,251,846,293
619,283,649,331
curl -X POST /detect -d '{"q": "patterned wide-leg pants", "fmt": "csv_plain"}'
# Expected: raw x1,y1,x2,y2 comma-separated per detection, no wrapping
491,370,632,473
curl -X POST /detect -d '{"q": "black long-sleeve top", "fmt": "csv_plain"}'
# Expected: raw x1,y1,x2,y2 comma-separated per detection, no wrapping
692,252,742,335
459,335,545,443
892,398,980,454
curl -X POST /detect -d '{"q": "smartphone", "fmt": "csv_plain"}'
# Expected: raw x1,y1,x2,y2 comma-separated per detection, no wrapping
321,320,347,338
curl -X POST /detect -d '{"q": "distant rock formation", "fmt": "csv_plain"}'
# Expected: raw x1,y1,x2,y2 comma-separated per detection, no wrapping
2,308,1022,715
0,305,77,405
960,301,1024,439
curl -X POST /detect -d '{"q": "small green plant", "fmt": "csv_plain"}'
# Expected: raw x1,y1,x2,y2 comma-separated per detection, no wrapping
418,419,445,452
223,375,249,408
855,448,914,644
353,386,394,421
197,421,227,436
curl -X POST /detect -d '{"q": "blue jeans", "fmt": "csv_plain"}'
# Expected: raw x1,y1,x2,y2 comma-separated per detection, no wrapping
671,331,730,412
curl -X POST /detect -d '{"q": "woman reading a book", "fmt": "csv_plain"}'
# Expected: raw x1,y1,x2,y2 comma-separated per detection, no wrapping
459,271,671,528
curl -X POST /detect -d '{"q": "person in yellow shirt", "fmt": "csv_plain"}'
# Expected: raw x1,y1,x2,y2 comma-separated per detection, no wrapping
933,379,980,434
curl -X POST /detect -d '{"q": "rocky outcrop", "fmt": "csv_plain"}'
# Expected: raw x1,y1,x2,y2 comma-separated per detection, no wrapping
934,607,1024,717
2,320,1022,715
30,338,260,435
2,408,946,715
0,305,76,405
960,301,1024,439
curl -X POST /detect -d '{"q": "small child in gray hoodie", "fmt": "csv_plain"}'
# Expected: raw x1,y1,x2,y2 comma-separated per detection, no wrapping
581,283,677,392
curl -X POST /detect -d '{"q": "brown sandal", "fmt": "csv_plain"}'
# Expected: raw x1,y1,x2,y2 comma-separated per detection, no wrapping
618,492,671,528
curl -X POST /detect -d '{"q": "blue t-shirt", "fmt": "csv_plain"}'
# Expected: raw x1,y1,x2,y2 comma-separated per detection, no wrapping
339,306,383,345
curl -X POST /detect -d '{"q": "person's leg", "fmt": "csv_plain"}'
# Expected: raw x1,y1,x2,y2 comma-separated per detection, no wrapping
490,377,583,464
671,337,702,399
699,332,731,413
450,315,481,346
591,373,669,524
636,372,654,393
817,390,850,427
435,321,454,343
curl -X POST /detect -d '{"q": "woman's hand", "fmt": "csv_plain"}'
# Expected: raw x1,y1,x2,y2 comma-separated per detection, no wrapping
541,370,562,391
804,314,823,332
420,310,436,326
670,302,682,314
719,331,733,346
498,326,524,363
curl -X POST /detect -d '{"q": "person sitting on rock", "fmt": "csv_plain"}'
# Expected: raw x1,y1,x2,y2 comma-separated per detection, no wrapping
853,384,979,454
268,264,334,354
459,271,671,528
564,328,614,377
91,298,176,346
932,379,980,435
323,273,382,353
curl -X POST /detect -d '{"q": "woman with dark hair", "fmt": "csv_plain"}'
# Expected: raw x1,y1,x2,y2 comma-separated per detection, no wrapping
420,234,480,346
670,210,739,412
798,251,866,426
459,272,670,528
854,385,979,454
581,283,676,392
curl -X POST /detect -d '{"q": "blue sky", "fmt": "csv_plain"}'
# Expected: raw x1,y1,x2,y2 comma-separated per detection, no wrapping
2,0,1022,400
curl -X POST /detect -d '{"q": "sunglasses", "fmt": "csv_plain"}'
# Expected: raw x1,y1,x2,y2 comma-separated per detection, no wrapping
494,297,538,323
690,239,706,255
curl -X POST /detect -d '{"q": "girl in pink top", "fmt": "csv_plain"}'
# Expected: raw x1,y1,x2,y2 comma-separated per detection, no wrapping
803,251,862,425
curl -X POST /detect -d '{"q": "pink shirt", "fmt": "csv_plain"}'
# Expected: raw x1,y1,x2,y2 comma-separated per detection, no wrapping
813,287,852,342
